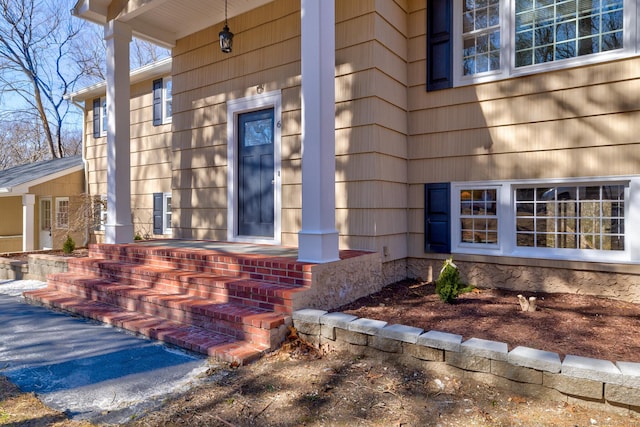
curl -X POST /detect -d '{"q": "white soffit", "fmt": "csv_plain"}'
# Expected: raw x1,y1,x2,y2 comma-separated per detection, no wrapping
72,0,273,48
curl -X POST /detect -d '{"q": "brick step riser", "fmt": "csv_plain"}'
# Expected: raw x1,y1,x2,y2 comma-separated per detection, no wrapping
84,251,310,287
45,279,278,348
72,258,248,280
57,267,296,314
51,274,293,314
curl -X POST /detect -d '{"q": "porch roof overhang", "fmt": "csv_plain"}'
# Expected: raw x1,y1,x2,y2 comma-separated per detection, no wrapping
71,0,273,48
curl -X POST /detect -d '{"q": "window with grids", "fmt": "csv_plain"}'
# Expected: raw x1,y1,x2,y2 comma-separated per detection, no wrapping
56,198,69,229
515,0,624,67
460,188,499,244
515,184,625,250
463,0,502,75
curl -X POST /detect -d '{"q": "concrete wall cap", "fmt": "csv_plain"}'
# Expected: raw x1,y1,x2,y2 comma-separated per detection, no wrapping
348,317,387,335
615,361,640,388
461,337,508,361
378,324,424,343
320,312,358,328
508,346,562,373
417,330,463,352
292,309,327,323
562,355,622,383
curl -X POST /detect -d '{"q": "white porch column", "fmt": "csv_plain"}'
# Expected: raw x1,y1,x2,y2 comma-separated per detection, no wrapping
104,20,134,244
297,0,340,263
22,194,35,252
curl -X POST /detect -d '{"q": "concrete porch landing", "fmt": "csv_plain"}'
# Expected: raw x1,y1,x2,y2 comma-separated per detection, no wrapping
24,240,382,364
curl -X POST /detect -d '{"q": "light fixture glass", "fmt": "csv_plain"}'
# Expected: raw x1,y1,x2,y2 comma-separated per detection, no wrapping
219,0,233,53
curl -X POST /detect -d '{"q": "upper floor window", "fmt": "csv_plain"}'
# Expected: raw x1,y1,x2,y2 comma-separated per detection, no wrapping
92,97,107,138
514,0,623,67
153,77,172,126
427,0,637,89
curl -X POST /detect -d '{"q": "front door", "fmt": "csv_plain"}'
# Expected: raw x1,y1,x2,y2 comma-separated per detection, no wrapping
237,108,275,237
39,198,52,249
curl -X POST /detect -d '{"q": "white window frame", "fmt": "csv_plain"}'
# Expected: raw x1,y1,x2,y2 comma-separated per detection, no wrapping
451,176,638,264
453,0,640,86
163,192,172,234
162,77,172,124
100,96,107,137
56,197,70,229
94,195,107,232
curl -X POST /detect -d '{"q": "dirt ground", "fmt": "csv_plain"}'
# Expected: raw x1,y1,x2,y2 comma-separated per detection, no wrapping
2,280,640,426
3,340,637,427
336,280,640,364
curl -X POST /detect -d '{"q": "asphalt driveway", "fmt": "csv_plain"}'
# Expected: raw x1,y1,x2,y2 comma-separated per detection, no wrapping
0,279,211,424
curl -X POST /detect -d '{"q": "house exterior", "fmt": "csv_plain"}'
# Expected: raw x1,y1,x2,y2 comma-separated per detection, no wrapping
71,0,640,301
0,156,85,252
69,58,173,242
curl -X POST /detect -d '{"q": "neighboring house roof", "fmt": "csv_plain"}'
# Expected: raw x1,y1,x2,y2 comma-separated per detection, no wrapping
0,156,84,195
67,57,172,102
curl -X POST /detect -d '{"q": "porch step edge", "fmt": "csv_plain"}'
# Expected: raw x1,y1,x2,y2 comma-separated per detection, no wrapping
22,288,268,365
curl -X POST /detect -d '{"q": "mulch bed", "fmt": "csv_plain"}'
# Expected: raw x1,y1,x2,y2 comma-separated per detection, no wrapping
335,279,640,363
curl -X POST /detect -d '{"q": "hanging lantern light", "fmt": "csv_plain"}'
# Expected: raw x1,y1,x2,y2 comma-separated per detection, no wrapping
219,0,233,53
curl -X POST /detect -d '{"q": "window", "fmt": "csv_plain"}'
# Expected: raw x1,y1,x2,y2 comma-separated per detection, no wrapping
56,197,69,229
459,188,499,245
515,184,624,250
153,192,172,235
514,0,624,67
440,177,633,263
153,77,172,126
426,0,639,88
463,0,501,75
92,97,107,137
93,196,107,231
164,193,172,234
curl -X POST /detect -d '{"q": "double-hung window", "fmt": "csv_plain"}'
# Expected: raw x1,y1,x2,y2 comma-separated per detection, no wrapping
428,0,637,89
153,77,172,125
92,97,107,137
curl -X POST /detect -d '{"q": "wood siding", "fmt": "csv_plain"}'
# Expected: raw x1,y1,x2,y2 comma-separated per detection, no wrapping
406,0,640,261
84,76,173,239
172,0,411,260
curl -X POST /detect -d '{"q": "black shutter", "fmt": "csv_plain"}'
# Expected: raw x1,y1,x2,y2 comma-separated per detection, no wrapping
152,78,163,126
425,183,451,253
92,98,101,138
426,0,453,91
153,192,163,234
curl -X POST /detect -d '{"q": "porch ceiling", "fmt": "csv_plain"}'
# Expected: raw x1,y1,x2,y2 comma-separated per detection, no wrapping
72,0,273,48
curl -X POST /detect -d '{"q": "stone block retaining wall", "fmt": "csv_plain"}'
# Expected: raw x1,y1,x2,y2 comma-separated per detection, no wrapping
0,254,69,281
293,309,640,417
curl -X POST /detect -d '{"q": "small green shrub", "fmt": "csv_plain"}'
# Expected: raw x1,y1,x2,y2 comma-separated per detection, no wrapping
134,233,143,241
62,235,76,254
435,257,465,303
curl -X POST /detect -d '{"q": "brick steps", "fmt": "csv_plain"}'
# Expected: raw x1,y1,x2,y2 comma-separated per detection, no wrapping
42,273,287,348
22,242,318,365
22,288,267,364
57,259,301,313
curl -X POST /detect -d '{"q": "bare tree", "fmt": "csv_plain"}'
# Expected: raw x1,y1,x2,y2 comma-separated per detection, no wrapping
0,0,85,160
73,24,170,84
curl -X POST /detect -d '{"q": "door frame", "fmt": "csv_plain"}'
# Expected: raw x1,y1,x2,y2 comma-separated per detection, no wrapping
39,197,53,250
226,90,282,244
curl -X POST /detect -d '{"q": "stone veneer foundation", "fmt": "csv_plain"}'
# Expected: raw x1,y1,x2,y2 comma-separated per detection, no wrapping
293,309,640,417
408,256,640,304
